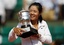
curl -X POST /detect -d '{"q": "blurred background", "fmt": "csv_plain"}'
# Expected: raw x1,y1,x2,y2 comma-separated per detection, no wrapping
0,0,64,45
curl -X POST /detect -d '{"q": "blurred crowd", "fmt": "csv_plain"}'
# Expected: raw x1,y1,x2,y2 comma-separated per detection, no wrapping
23,0,64,21
0,0,17,25
0,0,64,25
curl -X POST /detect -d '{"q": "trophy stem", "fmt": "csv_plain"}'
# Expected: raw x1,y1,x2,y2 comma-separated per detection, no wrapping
24,22,27,28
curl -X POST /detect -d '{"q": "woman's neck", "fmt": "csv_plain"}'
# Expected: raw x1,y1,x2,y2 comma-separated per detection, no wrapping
31,20,38,30
31,20,38,25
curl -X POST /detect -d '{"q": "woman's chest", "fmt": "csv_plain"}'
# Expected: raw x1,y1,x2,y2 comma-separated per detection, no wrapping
38,23,46,35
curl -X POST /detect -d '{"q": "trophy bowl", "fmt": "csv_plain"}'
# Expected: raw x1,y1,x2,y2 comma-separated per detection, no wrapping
19,10,30,27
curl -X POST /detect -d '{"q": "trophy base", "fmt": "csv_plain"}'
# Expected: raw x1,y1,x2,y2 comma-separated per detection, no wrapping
18,27,38,38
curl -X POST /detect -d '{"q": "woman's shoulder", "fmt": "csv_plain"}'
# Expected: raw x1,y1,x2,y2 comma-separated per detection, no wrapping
41,20,49,27
41,20,47,24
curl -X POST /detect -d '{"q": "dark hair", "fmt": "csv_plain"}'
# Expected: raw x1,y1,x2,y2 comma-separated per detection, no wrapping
28,2,43,22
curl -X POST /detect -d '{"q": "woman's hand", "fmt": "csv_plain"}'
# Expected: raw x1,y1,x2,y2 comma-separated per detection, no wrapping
14,27,25,36
31,34,41,38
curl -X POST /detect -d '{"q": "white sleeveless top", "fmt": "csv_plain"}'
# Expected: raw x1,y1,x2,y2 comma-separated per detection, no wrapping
8,20,52,45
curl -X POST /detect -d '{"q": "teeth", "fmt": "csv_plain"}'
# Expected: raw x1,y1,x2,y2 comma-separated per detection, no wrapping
31,15,34,17
32,16,33,17
32,16,34,17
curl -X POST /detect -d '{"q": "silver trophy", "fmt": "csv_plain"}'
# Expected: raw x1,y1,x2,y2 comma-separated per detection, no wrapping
18,10,30,32
18,10,38,38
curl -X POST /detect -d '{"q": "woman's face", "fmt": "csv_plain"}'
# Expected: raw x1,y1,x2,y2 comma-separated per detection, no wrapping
29,5,40,21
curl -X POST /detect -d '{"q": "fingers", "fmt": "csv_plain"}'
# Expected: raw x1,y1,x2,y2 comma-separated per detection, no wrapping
14,27,25,32
31,34,41,38
37,34,41,37
18,28,26,32
13,27,26,35
14,28,21,35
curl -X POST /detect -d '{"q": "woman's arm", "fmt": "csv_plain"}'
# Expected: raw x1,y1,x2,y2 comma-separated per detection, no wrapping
8,28,18,42
41,27,52,44
38,21,52,44
8,27,26,42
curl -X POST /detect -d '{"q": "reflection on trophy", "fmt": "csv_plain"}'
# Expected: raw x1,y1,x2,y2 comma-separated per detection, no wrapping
18,10,38,38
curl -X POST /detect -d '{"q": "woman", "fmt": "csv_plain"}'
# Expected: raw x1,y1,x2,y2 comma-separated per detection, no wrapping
8,2,52,45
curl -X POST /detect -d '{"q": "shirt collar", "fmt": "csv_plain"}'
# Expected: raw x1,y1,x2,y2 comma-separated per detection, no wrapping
29,21,41,29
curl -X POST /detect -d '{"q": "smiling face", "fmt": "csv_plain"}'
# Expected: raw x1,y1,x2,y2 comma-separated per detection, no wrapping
29,5,40,21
